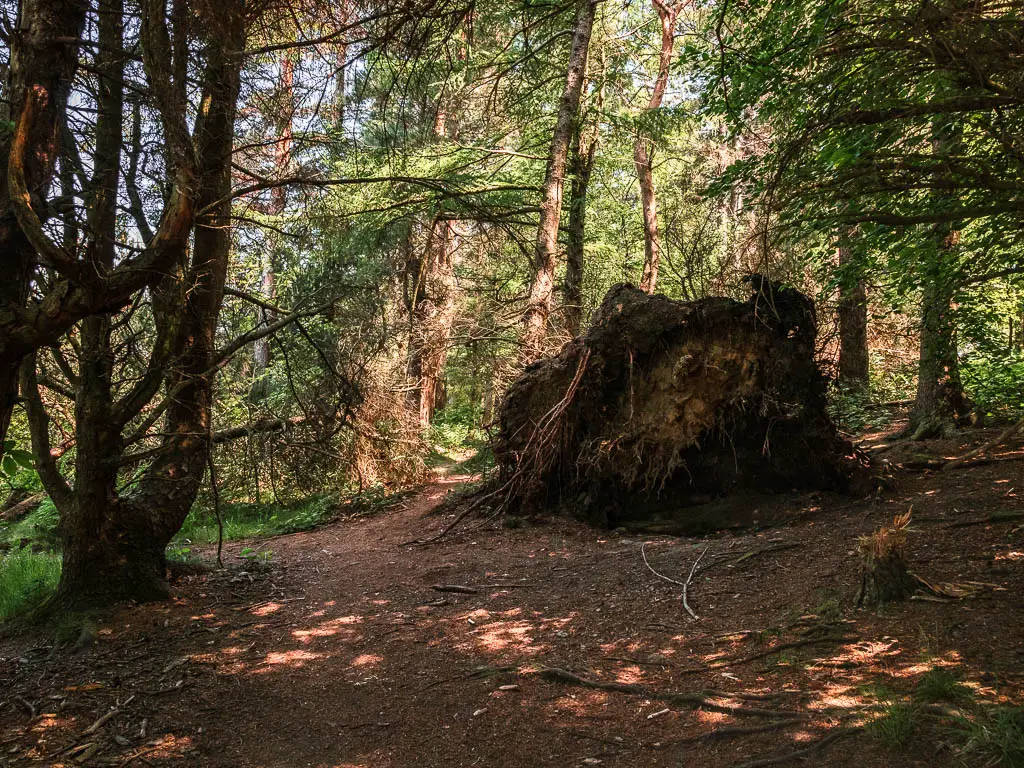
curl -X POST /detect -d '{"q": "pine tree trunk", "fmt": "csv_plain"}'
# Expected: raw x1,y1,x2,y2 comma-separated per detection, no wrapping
911,258,968,437
522,0,597,360
636,0,679,294
565,116,598,338
837,238,869,385
43,1,246,610
910,121,970,438
406,219,458,427
252,52,294,399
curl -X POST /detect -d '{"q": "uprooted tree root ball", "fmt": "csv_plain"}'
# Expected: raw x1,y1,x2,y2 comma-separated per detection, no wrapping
494,278,865,531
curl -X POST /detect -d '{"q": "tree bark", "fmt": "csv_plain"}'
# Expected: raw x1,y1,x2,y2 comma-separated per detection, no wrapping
252,51,294,400
910,244,969,438
909,120,970,438
406,218,459,427
0,0,88,454
39,0,247,609
636,0,679,294
565,116,598,338
522,0,597,361
837,237,869,385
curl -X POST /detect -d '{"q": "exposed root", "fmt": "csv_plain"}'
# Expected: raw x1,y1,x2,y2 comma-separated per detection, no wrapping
657,718,804,748
733,725,863,768
534,667,805,719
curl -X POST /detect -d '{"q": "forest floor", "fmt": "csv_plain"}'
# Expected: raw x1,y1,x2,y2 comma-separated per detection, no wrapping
1,424,1023,767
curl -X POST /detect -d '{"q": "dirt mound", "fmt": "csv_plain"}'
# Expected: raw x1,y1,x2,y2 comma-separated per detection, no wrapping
495,278,861,529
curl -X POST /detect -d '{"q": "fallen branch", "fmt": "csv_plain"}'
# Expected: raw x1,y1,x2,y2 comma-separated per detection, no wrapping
431,584,479,594
944,417,1024,471
682,548,709,620
1,493,43,521
83,696,134,735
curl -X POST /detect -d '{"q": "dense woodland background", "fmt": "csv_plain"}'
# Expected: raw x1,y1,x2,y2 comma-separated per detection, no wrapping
0,0,1021,613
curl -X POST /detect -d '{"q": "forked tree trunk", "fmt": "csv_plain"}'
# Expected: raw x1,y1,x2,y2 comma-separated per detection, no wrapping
636,0,680,294
0,0,88,454
42,2,246,609
522,0,597,360
837,238,869,385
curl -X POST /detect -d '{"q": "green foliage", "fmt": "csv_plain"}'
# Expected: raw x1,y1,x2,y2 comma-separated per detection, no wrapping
952,707,1024,767
0,550,60,621
914,669,971,704
868,702,918,748
0,497,60,551
174,495,339,546
963,353,1024,419
429,401,485,453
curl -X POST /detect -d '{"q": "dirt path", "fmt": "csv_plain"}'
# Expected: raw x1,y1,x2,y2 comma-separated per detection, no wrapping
1,437,1023,767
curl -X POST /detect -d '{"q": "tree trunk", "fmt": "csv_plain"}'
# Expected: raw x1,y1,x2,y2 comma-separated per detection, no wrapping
565,117,598,338
837,237,869,385
43,1,247,610
0,0,88,454
522,0,597,361
910,251,969,438
406,218,458,427
910,121,970,438
252,52,294,400
636,0,679,294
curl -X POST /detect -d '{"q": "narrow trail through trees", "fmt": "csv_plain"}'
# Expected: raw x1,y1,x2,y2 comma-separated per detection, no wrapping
0,435,1022,767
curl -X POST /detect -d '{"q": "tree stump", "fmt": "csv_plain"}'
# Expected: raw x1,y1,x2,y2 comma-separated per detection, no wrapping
856,512,920,607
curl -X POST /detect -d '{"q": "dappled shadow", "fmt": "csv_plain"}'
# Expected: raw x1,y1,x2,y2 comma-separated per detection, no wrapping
1,441,1023,767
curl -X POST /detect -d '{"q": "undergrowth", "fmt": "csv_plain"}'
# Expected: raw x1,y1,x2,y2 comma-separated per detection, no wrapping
862,666,1024,766
0,549,60,621
173,494,340,545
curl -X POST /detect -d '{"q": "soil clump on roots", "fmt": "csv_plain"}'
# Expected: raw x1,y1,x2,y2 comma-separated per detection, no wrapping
495,278,862,531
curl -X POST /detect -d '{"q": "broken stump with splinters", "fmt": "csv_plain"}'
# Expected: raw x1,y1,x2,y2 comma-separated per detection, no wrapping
856,511,920,606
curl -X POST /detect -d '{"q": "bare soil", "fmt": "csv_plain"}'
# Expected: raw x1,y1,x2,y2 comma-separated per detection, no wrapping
1,425,1022,767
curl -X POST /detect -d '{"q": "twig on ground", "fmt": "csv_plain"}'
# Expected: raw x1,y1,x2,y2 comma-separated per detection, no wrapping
683,547,709,620
13,696,36,718
84,696,134,735
944,417,1024,470
431,584,479,594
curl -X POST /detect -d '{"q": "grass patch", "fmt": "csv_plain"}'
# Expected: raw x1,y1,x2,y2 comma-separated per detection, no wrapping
868,701,917,748
0,549,60,621
951,707,1024,767
174,494,339,546
915,668,972,704
0,496,60,550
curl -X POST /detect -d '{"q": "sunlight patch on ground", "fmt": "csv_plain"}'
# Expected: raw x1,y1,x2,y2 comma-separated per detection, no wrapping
252,603,282,616
808,683,862,711
614,665,644,685
808,639,900,671
292,615,365,644
351,653,383,667
695,709,727,724
260,649,326,669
